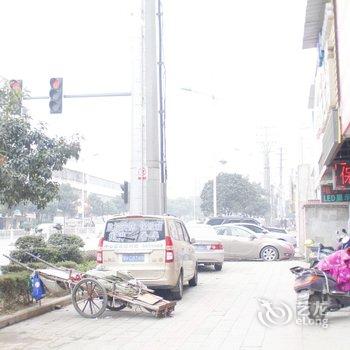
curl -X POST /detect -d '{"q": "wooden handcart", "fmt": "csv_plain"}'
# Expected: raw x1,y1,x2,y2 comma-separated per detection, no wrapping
3,253,176,319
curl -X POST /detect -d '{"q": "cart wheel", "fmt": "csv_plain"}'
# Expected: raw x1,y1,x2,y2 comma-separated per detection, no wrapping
72,278,107,318
106,297,127,311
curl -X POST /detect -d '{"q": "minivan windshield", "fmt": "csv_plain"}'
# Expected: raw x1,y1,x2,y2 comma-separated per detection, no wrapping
104,218,165,243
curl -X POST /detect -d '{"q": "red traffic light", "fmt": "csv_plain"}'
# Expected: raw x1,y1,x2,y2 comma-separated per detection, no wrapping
50,78,62,90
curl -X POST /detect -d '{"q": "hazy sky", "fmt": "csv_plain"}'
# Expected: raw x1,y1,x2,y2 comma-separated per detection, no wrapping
1,0,316,198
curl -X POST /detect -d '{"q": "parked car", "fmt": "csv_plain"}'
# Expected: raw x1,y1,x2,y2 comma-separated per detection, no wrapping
264,227,288,234
97,215,198,300
213,224,295,261
233,223,297,247
206,216,261,226
186,224,224,271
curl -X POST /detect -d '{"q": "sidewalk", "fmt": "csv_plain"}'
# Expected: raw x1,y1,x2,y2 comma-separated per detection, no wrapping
0,295,71,329
1,260,350,349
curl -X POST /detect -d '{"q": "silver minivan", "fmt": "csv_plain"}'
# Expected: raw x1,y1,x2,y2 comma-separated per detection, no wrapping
97,215,198,300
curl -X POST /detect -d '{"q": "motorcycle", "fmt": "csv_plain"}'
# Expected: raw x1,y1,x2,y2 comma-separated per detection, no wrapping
290,265,350,320
305,228,350,268
305,241,334,268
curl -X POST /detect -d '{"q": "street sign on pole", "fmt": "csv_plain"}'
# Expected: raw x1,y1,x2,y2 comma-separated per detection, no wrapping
138,167,148,180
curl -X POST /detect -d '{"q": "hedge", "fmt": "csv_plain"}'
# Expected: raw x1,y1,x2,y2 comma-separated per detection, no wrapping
0,272,31,310
10,234,85,264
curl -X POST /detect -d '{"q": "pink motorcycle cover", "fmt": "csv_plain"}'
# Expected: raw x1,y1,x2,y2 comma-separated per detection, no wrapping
316,248,350,292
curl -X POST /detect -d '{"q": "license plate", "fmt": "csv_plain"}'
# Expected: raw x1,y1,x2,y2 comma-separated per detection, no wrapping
195,245,210,251
122,254,145,262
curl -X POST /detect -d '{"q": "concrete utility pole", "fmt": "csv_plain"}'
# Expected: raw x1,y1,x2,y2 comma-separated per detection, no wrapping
129,0,166,215
278,147,285,219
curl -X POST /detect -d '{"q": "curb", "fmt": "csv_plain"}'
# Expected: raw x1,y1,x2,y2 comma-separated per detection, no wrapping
0,295,72,329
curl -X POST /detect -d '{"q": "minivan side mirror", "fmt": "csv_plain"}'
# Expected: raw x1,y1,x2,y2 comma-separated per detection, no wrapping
190,237,196,244
250,234,257,240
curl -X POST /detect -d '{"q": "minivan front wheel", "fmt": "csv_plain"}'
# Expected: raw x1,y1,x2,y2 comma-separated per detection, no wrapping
170,271,183,300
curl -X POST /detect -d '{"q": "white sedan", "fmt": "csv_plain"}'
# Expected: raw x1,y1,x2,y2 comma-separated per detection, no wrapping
186,224,224,271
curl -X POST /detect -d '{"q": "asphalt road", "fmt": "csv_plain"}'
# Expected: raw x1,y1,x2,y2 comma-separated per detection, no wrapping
1,260,350,350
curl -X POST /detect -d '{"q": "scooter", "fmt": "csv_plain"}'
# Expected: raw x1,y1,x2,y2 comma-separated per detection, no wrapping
305,228,350,268
306,242,334,268
290,266,350,320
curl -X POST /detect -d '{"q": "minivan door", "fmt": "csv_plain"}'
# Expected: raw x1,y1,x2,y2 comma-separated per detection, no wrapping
174,221,194,280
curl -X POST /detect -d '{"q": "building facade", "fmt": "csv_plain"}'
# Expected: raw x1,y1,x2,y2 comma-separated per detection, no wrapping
304,0,350,198
53,168,121,200
296,0,350,250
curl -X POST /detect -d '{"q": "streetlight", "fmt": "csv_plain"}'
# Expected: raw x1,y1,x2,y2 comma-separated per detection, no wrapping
213,160,227,217
181,87,224,217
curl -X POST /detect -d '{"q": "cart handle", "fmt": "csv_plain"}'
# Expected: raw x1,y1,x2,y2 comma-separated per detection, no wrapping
24,252,69,271
3,254,35,272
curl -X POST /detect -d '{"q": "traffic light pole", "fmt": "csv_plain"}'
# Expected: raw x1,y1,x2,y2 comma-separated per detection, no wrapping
23,92,131,100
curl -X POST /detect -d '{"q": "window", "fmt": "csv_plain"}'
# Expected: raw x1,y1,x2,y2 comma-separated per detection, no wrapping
175,221,185,241
216,227,232,236
104,218,165,242
206,218,224,225
181,224,190,243
243,225,261,233
232,227,251,238
168,220,180,240
227,219,240,223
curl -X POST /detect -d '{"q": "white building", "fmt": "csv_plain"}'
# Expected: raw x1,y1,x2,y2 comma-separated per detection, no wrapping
53,168,121,199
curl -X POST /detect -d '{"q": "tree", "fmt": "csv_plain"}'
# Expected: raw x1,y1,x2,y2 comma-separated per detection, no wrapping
88,194,125,216
0,80,80,208
55,184,80,217
88,193,105,216
200,172,270,217
167,197,194,220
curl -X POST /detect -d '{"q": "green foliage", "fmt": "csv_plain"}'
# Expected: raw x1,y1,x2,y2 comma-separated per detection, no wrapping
10,247,60,264
10,233,85,264
88,194,125,216
10,235,59,263
48,233,84,248
0,79,80,209
77,260,97,272
0,264,26,274
0,272,32,310
56,261,79,269
82,250,97,262
200,172,270,217
88,193,105,216
15,235,46,250
53,184,80,217
167,197,197,220
47,233,84,263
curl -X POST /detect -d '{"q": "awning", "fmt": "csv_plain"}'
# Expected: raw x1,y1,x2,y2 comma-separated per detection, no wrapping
302,0,330,49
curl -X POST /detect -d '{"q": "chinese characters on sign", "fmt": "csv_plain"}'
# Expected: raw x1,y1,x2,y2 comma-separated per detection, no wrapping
321,185,350,203
333,162,350,189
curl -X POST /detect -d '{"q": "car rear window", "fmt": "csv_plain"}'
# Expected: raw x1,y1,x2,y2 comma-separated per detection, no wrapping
206,218,224,225
104,218,165,243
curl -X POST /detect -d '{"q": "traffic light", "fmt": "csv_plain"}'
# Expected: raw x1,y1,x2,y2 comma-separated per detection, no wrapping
9,79,22,115
49,78,63,114
120,181,129,204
